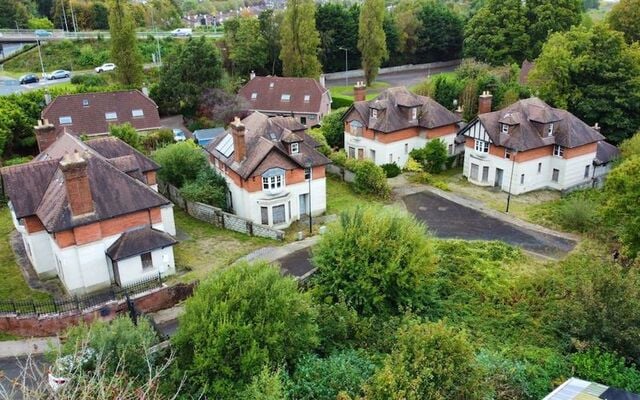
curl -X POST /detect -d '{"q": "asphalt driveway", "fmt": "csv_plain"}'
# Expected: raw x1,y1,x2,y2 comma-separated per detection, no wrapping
403,191,576,258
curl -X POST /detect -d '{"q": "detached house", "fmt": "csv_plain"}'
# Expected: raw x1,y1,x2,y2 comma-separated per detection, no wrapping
0,122,177,294
41,90,162,137
206,112,330,229
342,86,462,167
460,96,619,195
238,75,332,127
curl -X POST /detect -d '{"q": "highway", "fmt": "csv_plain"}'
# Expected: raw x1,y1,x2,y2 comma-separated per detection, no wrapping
0,30,222,44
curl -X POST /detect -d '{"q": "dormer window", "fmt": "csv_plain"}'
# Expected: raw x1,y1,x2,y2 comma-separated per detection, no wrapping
371,109,378,119
269,82,275,88
501,124,509,134
547,123,554,136
350,120,363,137
291,142,299,154
59,116,72,125
251,92,258,100
411,107,418,120
281,94,291,102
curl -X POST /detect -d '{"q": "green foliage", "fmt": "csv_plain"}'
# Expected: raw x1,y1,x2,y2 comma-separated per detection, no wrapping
280,0,322,78
70,74,109,87
239,367,287,400
287,350,378,400
142,128,175,151
27,17,54,29
380,162,401,178
607,0,640,44
0,0,29,29
403,156,422,172
330,94,354,109
525,0,583,57
152,140,208,187
1,156,33,167
352,160,391,198
410,139,448,173
228,17,268,76
365,321,487,400
620,132,640,159
109,123,142,151
172,261,319,398
358,0,387,84
108,0,143,87
312,207,437,315
316,3,360,73
571,349,640,392
328,149,348,168
529,190,602,233
321,107,348,149
308,128,331,156
180,167,228,209
414,0,464,63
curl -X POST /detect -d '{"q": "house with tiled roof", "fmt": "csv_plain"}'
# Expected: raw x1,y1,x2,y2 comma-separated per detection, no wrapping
0,121,177,294
238,74,331,127
41,90,162,137
544,377,640,400
206,112,330,228
342,86,462,167
460,95,620,195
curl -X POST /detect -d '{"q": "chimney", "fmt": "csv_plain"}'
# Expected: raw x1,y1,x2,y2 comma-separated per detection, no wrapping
231,117,246,163
478,91,493,115
454,105,464,120
593,122,600,132
319,74,326,88
353,81,366,102
141,86,150,97
249,70,256,80
34,119,58,153
60,152,94,217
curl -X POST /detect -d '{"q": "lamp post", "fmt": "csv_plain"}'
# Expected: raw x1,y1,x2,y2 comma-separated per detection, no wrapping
306,158,313,234
505,149,517,213
339,46,348,87
36,39,46,78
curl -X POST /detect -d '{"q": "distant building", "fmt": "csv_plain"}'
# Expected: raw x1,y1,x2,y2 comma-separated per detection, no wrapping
544,377,640,400
193,127,226,148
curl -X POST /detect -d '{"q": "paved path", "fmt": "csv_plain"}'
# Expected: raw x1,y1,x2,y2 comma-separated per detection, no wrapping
242,236,318,281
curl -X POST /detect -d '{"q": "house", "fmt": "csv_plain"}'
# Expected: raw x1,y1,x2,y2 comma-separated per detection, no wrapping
238,74,332,127
544,377,640,400
460,95,619,195
342,85,462,167
41,90,162,137
0,121,177,294
206,112,330,229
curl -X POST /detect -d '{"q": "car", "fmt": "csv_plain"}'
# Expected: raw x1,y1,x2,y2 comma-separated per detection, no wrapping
173,128,186,142
47,70,71,80
95,63,116,73
34,29,53,38
18,74,39,85
171,28,192,37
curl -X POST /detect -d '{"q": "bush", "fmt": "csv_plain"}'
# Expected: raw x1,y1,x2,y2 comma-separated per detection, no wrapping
331,94,353,109
410,139,448,173
329,150,348,168
353,160,391,199
180,168,228,209
321,107,348,149
571,348,640,392
109,123,142,151
1,156,33,166
407,171,450,191
381,162,401,178
555,192,600,233
152,140,208,187
403,156,422,172
27,17,54,29
620,132,640,159
70,74,109,87
308,128,331,156
143,128,175,151
239,367,287,400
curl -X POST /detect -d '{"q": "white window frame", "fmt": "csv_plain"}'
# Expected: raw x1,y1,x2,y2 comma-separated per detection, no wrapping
475,139,489,153
262,175,284,191
553,145,564,157
411,107,418,120
547,123,554,136
141,252,153,271
501,124,509,134
291,142,299,154
304,167,312,180
371,109,378,119
251,92,258,100
303,95,310,103
105,112,118,121
281,94,291,102
131,109,144,118
59,116,72,125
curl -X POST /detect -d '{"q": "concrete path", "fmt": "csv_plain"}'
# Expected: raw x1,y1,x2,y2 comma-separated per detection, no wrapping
241,236,319,281
0,337,59,358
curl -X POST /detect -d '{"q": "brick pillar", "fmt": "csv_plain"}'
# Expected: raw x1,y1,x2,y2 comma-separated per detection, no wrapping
34,119,57,153
353,81,367,102
230,117,246,163
478,91,493,114
60,152,94,217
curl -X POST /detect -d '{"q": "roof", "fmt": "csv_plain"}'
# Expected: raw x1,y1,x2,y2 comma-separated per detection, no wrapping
193,127,226,140
344,87,461,133
595,141,620,165
1,133,169,232
106,225,177,261
462,97,606,151
544,378,640,400
41,90,162,136
238,76,329,115
85,137,159,173
206,112,330,180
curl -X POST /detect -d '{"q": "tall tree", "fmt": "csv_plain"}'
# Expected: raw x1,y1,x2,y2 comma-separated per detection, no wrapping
108,0,143,87
258,9,282,76
393,0,423,61
358,0,387,85
229,17,268,76
607,0,640,44
316,3,360,73
415,0,464,63
525,0,582,57
0,0,30,29
279,0,322,78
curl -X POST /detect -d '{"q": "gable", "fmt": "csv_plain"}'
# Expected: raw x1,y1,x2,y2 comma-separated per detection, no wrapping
250,148,300,178
461,119,493,143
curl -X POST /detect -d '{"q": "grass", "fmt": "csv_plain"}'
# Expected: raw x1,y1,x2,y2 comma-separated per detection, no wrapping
0,207,52,302
170,209,275,282
329,81,389,99
325,175,386,215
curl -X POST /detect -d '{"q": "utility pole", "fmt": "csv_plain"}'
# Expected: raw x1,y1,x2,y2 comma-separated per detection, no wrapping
69,0,79,34
37,39,46,77
339,47,348,87
61,0,70,32
505,150,517,213
150,9,162,65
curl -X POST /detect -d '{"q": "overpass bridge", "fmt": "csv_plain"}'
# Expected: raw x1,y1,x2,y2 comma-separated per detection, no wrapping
0,29,222,45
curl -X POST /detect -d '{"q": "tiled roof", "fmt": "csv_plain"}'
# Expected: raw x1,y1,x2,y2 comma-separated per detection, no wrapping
345,87,461,133
85,137,159,173
106,225,177,261
41,90,162,136
239,76,329,114
544,378,640,400
206,112,330,180
595,141,620,165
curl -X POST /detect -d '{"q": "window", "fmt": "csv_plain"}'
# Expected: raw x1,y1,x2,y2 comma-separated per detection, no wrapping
369,149,376,160
404,143,409,154
59,116,72,125
470,163,479,181
269,82,275,88
584,165,590,178
553,145,564,157
261,207,268,225
251,92,257,100
448,144,453,155
304,167,312,180
350,120,363,137
389,153,393,163
262,175,283,190
300,116,307,125
348,147,356,158
520,174,525,185
281,94,291,102
411,107,418,120
482,166,489,182
505,149,512,159
131,109,144,118
552,168,560,182
538,162,542,173
291,142,299,153
105,112,118,121
82,99,89,107
371,109,378,119
547,123,554,136
501,124,509,134
141,252,153,271
303,95,310,103
475,139,489,153
272,204,286,224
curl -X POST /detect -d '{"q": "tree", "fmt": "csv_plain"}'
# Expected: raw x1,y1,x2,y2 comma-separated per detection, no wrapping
108,0,143,87
239,367,287,400
357,0,387,84
529,24,640,143
152,140,208,187
258,10,283,75
27,17,54,29
353,160,391,198
316,3,360,73
394,0,423,60
312,207,437,315
464,0,530,65
197,88,250,126
410,139,449,173
320,107,348,149
415,1,464,63
172,262,319,398
365,321,486,400
279,0,322,78
227,17,268,76
181,167,228,209
109,123,142,150
607,0,640,44
0,0,29,29
620,132,640,159
525,0,582,58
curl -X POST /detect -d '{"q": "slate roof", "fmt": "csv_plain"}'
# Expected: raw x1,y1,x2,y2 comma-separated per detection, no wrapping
239,76,329,114
344,87,461,133
85,137,159,173
544,378,640,400
206,112,331,180
595,141,621,165
461,97,606,151
106,226,177,261
41,90,162,136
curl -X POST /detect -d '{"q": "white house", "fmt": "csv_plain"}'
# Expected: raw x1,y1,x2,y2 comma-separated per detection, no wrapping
342,86,462,167
1,126,177,294
206,112,330,229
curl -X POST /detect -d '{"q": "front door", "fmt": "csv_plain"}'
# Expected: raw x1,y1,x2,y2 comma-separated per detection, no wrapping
495,168,504,187
299,193,309,217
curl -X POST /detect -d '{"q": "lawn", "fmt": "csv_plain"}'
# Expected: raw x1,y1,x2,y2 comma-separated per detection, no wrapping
0,208,51,302
171,209,275,282
329,81,389,100
325,175,386,215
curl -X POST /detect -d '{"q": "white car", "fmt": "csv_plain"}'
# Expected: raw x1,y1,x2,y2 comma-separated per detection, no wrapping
173,128,186,142
95,63,116,73
171,28,192,37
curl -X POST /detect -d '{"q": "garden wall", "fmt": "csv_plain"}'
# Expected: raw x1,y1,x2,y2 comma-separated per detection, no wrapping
326,164,356,183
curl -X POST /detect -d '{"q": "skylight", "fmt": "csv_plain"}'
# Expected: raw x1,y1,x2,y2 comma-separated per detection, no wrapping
251,92,258,100
59,116,72,124
303,95,310,103
281,94,291,102
82,99,89,107
105,112,118,121
131,109,144,117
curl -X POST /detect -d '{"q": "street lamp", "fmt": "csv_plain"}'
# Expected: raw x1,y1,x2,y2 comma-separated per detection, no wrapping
338,46,348,87
36,39,46,78
505,148,517,213
305,157,313,234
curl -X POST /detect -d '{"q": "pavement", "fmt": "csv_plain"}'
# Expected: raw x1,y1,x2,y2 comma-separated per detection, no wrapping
242,236,319,281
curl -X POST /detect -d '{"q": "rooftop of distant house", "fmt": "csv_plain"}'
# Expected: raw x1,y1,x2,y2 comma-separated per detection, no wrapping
238,75,329,114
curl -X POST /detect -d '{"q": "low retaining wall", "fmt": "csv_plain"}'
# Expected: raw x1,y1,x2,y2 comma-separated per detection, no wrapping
324,59,462,81
0,283,195,337
326,164,356,183
160,182,284,241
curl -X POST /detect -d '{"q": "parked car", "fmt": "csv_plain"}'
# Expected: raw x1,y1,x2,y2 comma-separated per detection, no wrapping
171,28,192,37
47,70,71,80
95,63,116,73
18,74,39,85
173,128,186,142
34,29,53,38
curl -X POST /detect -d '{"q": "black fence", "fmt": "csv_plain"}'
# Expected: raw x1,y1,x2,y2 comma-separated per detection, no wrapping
0,273,164,317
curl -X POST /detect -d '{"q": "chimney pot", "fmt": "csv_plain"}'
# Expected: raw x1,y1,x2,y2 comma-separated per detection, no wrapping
478,91,493,115
34,119,58,153
60,152,94,217
250,70,256,80
593,122,600,131
231,117,246,163
353,82,367,102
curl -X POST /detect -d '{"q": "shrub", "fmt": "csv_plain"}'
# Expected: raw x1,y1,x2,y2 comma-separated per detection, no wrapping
554,192,600,233
27,17,54,29
180,168,228,209
381,162,401,178
308,128,331,156
312,207,437,316
407,171,449,191
329,150,348,168
571,348,640,392
2,156,33,166
321,107,348,149
410,139,448,173
143,128,175,151
152,140,208,187
70,74,108,87
403,156,422,172
239,367,287,400
331,94,353,109
109,123,142,151
620,132,640,159
353,160,391,199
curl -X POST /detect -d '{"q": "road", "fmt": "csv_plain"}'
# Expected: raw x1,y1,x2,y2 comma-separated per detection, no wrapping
0,75,70,96
0,355,45,399
0,31,222,44
325,64,459,89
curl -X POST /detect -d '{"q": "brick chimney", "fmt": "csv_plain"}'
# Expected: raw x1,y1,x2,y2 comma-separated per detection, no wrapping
478,91,493,114
231,117,246,163
34,119,57,153
354,81,367,102
60,152,94,217
454,105,464,120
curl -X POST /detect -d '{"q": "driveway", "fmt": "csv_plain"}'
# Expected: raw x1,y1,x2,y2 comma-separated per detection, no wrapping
276,248,314,279
160,115,192,139
403,191,576,259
